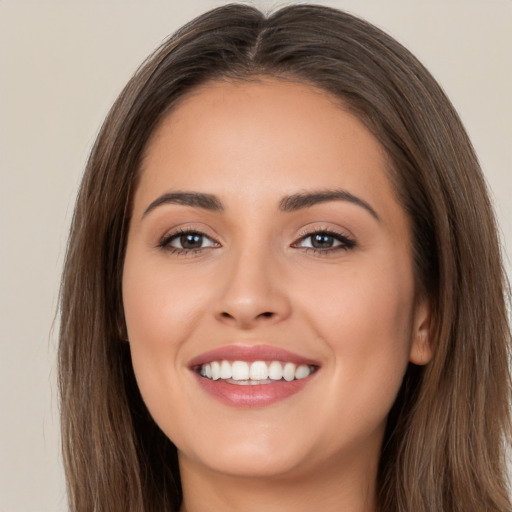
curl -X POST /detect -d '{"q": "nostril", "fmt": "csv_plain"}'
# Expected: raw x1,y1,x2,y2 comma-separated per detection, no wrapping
220,311,273,319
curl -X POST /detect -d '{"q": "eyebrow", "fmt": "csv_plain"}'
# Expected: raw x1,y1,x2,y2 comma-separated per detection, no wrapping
279,189,380,221
142,188,379,221
143,192,224,218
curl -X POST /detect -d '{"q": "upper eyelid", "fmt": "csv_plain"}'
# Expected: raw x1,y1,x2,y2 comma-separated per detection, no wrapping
292,227,357,250
160,225,219,241
158,225,355,248
294,226,355,241
156,229,212,253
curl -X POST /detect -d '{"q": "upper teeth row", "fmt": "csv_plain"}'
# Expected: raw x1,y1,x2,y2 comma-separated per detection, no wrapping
199,360,314,382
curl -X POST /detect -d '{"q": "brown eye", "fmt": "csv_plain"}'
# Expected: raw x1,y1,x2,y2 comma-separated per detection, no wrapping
294,230,356,252
310,233,336,249
177,233,204,249
160,230,219,252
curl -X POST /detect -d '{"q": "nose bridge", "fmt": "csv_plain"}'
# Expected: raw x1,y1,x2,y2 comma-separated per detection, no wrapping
215,236,290,327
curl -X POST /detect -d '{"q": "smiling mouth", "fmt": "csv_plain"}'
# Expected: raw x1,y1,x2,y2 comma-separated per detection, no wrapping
197,360,318,385
189,345,320,406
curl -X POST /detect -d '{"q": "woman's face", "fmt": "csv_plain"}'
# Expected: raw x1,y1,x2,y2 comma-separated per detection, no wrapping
122,78,431,482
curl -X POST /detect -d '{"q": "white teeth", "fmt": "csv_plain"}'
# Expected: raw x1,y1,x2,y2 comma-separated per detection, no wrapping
231,361,250,380
295,364,310,380
268,361,284,380
249,361,269,380
211,361,220,381
283,362,296,382
220,360,232,379
198,360,315,382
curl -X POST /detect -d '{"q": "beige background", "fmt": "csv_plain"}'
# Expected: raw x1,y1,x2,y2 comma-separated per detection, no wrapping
0,1,510,510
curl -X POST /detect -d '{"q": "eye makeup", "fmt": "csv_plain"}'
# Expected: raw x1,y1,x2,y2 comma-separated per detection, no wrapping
156,225,357,257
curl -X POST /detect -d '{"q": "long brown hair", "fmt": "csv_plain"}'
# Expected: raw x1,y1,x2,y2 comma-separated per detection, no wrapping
59,4,511,511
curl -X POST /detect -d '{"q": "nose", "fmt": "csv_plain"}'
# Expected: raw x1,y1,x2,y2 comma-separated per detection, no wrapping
214,247,292,329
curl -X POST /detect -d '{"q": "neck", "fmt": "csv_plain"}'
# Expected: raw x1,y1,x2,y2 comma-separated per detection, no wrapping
178,451,378,512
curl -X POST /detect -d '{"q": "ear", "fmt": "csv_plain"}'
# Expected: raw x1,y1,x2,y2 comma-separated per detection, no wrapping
409,297,433,365
116,310,129,342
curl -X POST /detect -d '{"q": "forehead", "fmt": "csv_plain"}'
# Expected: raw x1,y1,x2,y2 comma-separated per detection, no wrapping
135,78,402,224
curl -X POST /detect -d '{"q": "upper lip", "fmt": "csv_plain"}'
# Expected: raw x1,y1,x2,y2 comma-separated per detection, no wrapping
188,344,320,368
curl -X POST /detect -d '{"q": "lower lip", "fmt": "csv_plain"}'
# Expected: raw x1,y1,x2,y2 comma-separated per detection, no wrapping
193,373,316,407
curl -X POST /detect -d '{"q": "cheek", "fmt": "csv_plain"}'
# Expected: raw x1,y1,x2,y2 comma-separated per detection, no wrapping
296,256,415,421
301,255,414,340
121,252,212,417
123,253,211,347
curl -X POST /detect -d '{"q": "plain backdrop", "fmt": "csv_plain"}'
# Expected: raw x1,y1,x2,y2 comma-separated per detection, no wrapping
0,1,511,511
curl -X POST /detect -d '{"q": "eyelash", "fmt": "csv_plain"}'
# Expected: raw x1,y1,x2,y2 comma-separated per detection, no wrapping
158,228,220,256
292,227,356,254
158,227,356,256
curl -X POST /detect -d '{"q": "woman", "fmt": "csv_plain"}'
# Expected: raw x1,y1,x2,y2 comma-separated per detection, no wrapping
58,4,511,511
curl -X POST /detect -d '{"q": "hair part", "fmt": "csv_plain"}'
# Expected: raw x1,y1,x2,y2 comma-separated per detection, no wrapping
59,4,511,511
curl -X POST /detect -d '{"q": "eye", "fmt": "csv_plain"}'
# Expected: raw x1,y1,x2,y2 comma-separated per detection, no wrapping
293,230,356,252
159,229,219,253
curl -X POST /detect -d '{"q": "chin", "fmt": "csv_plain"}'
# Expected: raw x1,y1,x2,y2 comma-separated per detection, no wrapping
177,428,316,479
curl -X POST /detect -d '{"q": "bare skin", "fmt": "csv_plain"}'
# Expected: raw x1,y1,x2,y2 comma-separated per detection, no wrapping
122,78,432,512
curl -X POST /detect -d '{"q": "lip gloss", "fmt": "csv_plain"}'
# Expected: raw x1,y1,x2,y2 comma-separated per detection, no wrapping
193,373,315,407
189,344,319,407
